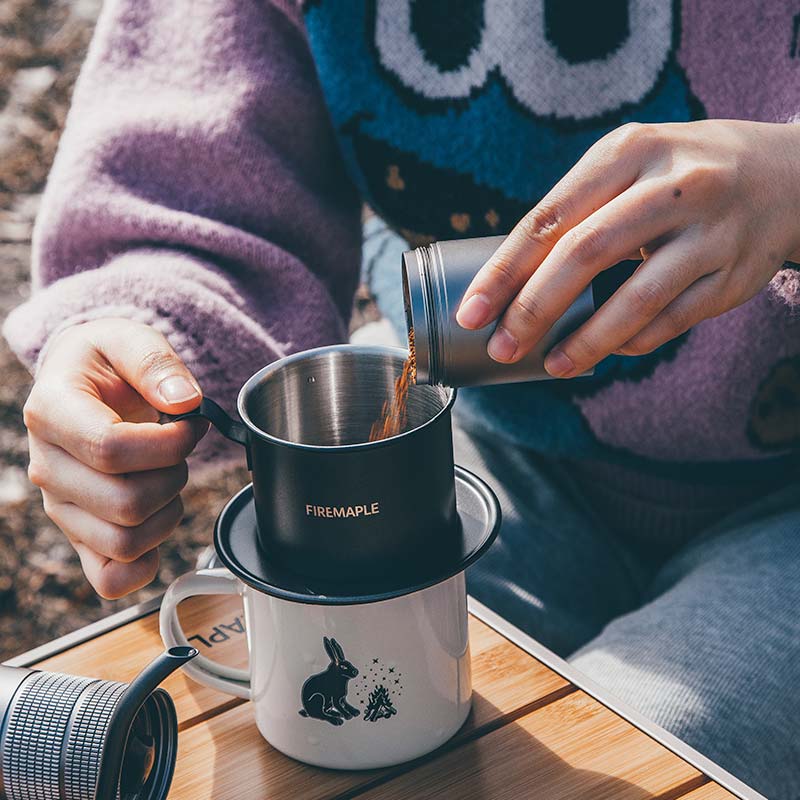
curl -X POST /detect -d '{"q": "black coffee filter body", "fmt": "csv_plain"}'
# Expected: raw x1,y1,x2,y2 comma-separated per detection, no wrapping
0,647,196,800
174,346,461,584
403,235,597,387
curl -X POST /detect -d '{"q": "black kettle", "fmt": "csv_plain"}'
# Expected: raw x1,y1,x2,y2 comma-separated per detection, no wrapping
0,646,197,800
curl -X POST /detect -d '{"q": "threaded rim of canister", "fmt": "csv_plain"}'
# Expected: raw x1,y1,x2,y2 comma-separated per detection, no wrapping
122,689,179,800
410,243,452,385
63,678,128,800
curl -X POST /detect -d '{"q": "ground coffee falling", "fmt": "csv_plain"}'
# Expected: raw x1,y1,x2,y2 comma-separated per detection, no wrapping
369,329,416,442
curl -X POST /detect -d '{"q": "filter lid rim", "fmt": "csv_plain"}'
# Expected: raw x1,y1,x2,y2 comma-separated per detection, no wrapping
213,467,500,606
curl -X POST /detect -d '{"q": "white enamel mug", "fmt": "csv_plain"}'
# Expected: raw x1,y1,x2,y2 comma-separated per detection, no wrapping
160,568,471,769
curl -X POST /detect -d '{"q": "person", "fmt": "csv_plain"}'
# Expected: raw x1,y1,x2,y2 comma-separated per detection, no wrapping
4,2,799,795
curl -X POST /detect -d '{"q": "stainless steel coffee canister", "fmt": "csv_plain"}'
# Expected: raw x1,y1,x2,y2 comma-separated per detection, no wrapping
402,235,595,386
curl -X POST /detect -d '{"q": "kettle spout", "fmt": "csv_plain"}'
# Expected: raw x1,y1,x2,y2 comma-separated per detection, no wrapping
94,647,198,799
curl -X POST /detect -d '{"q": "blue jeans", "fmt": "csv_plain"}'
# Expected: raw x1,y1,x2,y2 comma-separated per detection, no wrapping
454,424,800,800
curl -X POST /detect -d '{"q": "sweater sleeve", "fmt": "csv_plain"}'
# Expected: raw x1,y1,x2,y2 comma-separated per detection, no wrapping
2,0,362,408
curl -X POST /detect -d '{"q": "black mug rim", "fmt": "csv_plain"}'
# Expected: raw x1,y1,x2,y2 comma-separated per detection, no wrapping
235,344,456,453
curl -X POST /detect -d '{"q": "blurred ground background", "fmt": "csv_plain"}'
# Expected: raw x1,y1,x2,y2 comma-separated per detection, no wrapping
0,0,386,659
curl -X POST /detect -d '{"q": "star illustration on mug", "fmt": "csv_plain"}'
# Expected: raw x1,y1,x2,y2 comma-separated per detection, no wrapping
352,656,403,722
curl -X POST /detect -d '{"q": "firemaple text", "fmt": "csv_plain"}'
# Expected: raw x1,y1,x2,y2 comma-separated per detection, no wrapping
305,502,381,518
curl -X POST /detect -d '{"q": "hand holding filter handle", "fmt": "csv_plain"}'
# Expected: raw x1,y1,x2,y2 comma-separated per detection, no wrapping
167,397,251,467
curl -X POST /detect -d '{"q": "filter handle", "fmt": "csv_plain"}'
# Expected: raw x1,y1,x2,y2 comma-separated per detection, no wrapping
165,397,251,469
167,397,249,447
93,646,198,800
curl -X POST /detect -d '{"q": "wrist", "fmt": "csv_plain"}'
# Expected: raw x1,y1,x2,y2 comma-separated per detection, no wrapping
37,321,90,372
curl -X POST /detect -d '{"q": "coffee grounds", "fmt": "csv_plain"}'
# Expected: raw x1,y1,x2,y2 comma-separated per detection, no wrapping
369,329,416,442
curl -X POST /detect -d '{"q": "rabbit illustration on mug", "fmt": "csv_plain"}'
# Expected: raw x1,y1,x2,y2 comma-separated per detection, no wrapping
299,637,361,726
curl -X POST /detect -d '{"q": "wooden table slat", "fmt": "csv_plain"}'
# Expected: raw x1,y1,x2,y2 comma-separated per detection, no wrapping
171,689,716,800
679,783,741,800
354,691,706,800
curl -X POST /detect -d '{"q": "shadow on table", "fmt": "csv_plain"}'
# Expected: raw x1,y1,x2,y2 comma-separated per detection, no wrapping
354,691,670,800
435,709,665,800
183,691,672,800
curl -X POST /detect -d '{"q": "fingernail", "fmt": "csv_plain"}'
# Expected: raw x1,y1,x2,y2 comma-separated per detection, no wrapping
456,293,492,329
487,327,518,362
158,376,199,404
544,348,575,377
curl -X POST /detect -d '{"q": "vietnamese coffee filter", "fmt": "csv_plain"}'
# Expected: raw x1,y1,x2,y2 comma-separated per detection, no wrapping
173,346,461,583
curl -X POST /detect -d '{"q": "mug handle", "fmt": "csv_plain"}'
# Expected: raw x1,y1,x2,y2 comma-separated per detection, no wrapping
159,568,252,699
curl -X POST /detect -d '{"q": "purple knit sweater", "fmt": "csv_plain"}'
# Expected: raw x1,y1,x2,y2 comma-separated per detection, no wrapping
4,1,362,414
3,0,799,522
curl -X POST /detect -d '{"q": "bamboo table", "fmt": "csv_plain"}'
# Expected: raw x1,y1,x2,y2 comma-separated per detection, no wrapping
6,594,764,800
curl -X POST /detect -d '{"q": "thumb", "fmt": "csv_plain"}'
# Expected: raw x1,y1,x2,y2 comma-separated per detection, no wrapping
90,319,202,414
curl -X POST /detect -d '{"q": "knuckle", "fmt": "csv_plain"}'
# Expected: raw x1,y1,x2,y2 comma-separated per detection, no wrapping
27,458,47,489
517,203,565,250
612,121,644,143
107,527,146,564
679,162,735,196
92,574,123,601
509,290,547,330
486,255,521,292
619,334,658,356
631,279,670,316
113,489,152,527
138,347,179,379
88,429,124,473
22,392,43,433
566,333,600,364
563,223,606,266
606,122,653,154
